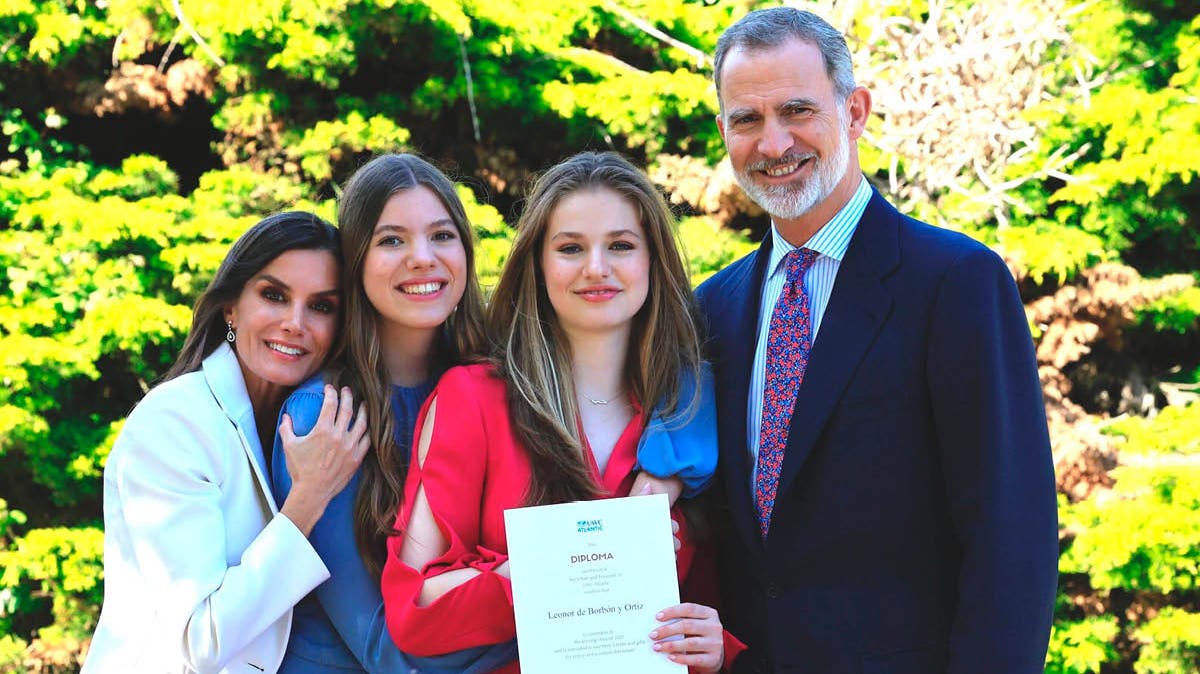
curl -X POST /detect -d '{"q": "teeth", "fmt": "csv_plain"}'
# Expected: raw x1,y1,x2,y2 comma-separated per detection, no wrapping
268,342,302,356
766,162,801,177
401,282,441,295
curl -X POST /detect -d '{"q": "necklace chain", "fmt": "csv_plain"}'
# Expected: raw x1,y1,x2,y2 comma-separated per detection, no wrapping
582,389,623,406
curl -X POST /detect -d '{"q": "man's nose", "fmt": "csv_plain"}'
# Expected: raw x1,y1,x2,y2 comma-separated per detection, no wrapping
757,117,793,158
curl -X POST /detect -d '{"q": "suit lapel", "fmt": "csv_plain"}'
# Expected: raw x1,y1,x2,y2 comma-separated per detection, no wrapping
709,240,773,556
776,193,899,498
203,344,279,515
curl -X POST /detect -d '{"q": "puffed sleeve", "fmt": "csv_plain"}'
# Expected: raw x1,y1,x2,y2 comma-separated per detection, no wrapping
381,368,516,656
636,362,719,497
110,387,328,672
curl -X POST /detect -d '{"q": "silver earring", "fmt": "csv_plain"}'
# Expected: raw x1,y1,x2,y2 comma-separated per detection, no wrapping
225,321,236,343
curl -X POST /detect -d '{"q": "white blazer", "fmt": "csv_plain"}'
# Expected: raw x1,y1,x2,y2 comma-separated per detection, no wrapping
83,344,329,674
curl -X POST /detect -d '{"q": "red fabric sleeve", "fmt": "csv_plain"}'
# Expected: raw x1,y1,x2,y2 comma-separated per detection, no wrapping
381,367,516,656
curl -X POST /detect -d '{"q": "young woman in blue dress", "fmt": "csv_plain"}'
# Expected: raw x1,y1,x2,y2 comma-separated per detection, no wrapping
269,154,516,673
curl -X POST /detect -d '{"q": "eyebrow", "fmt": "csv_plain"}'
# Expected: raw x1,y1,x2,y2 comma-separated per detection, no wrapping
256,274,338,297
374,218,457,234
778,97,819,111
727,97,819,119
549,229,644,241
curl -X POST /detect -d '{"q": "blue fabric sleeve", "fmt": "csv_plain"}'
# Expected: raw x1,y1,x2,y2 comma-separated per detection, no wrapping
271,376,517,674
635,362,719,498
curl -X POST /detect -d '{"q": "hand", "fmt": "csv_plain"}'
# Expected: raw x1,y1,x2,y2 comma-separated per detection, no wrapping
672,518,681,553
649,603,724,673
278,385,369,535
631,472,685,506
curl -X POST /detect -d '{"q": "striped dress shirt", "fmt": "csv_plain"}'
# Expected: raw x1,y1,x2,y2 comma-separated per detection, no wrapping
746,176,872,484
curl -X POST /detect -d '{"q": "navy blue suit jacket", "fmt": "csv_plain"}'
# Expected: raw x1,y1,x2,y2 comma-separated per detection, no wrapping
695,189,1057,674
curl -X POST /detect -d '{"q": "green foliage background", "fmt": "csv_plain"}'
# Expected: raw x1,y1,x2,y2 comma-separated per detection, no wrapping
0,0,1197,671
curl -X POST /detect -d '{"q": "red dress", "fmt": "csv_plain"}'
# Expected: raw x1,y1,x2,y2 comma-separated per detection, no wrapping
381,364,740,673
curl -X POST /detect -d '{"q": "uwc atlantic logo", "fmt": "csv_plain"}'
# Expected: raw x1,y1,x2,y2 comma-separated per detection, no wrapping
576,518,603,533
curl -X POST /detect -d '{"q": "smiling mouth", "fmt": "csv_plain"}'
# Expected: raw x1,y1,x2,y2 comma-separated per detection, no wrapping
761,156,813,178
399,281,445,296
576,288,621,299
267,341,305,356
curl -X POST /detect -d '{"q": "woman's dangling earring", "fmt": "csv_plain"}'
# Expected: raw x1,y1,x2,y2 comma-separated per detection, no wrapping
225,321,236,343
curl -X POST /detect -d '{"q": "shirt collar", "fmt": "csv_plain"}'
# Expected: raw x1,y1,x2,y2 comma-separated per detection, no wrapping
766,175,871,280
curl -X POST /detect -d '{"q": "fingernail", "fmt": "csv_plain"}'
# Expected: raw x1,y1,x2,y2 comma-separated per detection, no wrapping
656,611,664,619
651,642,662,651
649,630,658,639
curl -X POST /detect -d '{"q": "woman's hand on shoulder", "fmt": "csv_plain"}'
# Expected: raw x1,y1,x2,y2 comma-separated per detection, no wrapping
649,602,724,673
278,385,369,535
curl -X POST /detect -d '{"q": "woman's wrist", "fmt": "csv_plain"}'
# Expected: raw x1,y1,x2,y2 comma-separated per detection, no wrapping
280,485,327,536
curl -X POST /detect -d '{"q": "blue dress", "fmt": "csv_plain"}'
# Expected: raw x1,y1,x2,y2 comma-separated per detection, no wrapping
271,377,518,673
269,365,716,672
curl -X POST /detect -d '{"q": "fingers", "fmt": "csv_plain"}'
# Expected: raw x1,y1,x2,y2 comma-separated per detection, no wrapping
655,602,717,623
316,384,338,425
649,604,723,672
278,413,295,443
672,518,681,552
659,648,722,670
351,403,370,462
334,386,354,432
653,634,721,655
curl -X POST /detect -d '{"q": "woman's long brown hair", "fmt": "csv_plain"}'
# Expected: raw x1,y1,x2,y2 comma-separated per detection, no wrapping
331,154,487,578
487,152,703,506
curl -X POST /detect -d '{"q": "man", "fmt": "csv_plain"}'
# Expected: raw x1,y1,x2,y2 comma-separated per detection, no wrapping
695,8,1058,673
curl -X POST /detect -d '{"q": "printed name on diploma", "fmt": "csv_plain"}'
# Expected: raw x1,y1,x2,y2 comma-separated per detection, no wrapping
547,602,646,621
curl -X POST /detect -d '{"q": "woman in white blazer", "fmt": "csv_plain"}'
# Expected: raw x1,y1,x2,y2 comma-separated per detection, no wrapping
84,212,370,674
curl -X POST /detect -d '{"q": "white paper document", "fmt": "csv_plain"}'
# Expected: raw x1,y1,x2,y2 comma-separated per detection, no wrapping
504,493,685,674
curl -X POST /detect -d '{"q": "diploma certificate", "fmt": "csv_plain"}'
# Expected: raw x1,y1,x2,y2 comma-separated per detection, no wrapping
504,493,684,673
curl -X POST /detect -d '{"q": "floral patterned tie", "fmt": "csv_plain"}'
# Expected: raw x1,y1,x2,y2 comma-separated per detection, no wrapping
755,247,820,539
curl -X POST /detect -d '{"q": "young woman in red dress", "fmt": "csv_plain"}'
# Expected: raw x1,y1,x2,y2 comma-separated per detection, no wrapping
380,152,741,673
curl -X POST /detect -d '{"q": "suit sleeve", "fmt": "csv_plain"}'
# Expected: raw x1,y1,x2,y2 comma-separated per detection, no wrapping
381,369,516,657
111,394,328,673
273,385,519,674
926,248,1058,673
636,363,719,497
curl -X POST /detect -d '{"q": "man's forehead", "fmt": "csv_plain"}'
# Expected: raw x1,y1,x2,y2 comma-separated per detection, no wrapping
718,39,833,103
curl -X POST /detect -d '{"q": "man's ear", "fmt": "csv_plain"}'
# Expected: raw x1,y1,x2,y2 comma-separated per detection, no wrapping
846,87,872,140
715,113,726,142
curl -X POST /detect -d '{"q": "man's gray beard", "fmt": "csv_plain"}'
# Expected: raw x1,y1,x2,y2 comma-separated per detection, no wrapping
733,120,850,221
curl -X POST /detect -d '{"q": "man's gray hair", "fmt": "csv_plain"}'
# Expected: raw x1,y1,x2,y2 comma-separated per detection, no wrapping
713,7,856,106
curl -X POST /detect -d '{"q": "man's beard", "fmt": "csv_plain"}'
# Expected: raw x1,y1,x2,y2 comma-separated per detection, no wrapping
733,113,850,221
